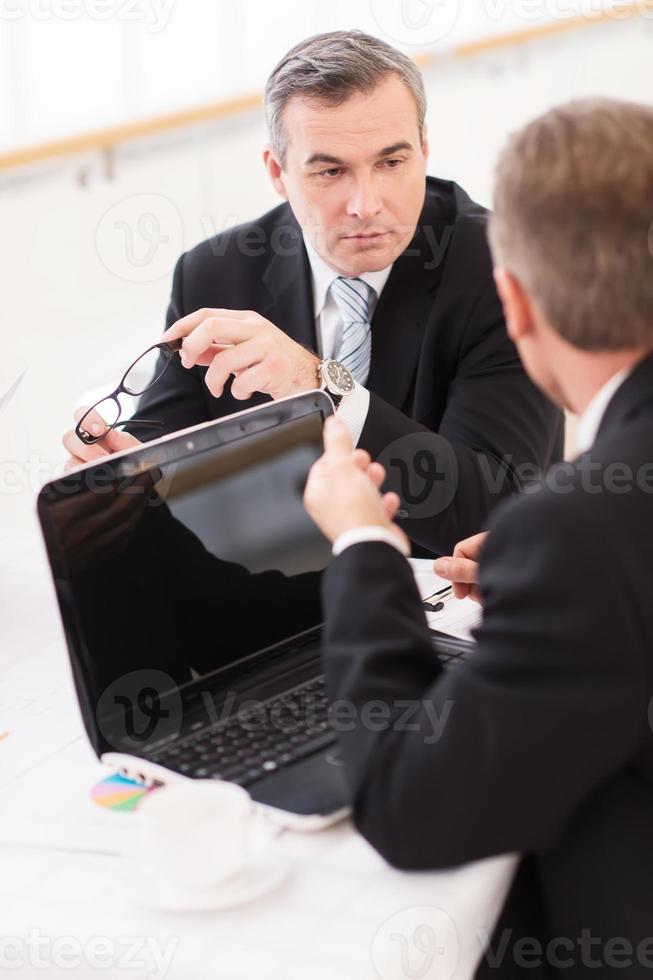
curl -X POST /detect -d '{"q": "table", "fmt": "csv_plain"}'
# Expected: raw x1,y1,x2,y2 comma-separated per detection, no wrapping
0,527,517,980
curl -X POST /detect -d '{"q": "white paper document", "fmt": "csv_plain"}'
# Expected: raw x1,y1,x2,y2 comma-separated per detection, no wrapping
409,558,482,643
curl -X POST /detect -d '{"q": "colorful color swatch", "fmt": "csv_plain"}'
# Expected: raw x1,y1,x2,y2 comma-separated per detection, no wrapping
91,772,155,812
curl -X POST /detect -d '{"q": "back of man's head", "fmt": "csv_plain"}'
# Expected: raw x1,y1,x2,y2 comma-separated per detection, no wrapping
489,98,653,352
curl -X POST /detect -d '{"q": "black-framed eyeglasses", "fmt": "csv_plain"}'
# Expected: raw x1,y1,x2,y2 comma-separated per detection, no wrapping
75,338,183,446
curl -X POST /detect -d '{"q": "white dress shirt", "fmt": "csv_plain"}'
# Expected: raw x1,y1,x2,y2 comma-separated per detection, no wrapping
304,238,393,446
332,525,411,559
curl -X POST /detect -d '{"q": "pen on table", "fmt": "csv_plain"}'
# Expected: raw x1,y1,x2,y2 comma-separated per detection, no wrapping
422,585,455,611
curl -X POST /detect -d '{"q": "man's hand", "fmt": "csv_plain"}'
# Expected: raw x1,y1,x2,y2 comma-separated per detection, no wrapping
304,416,409,551
433,531,487,604
162,308,320,402
61,407,142,471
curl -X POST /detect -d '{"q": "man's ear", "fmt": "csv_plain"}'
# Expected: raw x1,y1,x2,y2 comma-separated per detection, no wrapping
493,268,534,344
263,145,288,200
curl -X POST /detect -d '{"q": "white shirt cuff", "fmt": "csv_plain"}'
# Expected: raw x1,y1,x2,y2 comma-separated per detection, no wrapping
335,381,369,447
332,526,411,559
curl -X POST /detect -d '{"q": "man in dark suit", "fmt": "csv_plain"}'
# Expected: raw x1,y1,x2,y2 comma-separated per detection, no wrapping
304,98,653,977
64,31,561,556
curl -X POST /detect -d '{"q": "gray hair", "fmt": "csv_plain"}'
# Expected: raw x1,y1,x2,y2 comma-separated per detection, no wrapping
264,30,427,166
489,98,653,352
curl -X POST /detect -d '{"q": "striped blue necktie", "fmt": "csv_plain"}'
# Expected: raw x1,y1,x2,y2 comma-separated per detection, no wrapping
329,276,374,385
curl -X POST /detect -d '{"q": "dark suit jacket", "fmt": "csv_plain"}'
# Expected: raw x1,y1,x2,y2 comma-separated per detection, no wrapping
132,177,563,555
321,353,653,977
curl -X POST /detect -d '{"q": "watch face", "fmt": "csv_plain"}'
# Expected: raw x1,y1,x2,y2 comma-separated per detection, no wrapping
326,361,355,395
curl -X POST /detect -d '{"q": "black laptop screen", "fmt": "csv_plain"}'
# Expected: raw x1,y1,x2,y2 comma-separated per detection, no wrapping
39,409,332,750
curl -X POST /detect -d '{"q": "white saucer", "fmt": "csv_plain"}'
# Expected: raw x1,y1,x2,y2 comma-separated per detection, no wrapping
126,852,289,912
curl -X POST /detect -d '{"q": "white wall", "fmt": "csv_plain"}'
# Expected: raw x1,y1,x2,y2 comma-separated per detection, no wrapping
0,0,632,151
1,15,652,531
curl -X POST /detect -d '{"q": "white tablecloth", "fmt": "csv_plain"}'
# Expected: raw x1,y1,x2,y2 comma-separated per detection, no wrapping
0,528,517,980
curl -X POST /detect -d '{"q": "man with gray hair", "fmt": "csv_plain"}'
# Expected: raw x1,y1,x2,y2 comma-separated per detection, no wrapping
64,30,562,557
305,97,653,975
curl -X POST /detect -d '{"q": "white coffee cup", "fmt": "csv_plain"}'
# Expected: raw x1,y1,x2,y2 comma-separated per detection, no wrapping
135,780,252,893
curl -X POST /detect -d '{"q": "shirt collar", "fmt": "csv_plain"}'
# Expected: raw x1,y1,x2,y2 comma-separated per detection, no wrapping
575,367,632,454
303,236,393,317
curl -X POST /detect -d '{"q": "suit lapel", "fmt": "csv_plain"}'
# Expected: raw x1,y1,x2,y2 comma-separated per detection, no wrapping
367,201,450,409
260,210,317,353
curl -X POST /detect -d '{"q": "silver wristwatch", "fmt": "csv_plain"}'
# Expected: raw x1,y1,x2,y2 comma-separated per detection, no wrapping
317,358,355,407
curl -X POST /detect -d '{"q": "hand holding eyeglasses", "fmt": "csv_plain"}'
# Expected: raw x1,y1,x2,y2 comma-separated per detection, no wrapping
61,338,184,470
162,308,321,401
61,305,321,472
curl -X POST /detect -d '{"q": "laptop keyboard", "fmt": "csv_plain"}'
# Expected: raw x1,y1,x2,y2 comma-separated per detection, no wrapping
151,675,335,788
149,633,470,788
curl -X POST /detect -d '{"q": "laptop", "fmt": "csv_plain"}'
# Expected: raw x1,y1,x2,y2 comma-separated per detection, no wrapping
38,389,471,830
37,390,361,829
